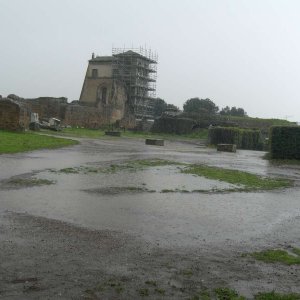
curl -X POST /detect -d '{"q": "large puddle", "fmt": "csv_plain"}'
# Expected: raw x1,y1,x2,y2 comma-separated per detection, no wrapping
0,138,300,249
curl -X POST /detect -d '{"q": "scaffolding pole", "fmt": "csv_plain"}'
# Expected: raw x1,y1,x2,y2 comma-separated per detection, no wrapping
112,46,158,118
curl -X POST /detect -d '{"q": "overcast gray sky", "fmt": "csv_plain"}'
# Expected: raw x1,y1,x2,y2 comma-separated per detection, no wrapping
1,0,300,121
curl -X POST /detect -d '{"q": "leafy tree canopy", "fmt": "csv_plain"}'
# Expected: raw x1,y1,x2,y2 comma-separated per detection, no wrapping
153,99,180,117
166,104,180,111
220,106,247,117
183,98,219,115
153,98,167,117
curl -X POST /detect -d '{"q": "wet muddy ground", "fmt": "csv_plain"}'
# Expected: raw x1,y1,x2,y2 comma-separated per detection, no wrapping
0,137,299,299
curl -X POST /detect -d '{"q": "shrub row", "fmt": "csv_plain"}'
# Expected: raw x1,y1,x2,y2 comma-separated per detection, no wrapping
151,116,196,134
269,126,300,159
208,127,263,150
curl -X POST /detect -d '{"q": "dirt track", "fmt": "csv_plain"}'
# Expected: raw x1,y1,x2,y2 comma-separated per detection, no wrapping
0,137,299,299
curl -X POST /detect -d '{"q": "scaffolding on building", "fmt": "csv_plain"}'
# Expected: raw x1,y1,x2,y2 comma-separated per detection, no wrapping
112,47,158,118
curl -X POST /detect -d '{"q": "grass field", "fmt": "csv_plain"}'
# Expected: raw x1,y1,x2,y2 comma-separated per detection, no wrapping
49,127,208,140
0,130,78,154
182,164,292,191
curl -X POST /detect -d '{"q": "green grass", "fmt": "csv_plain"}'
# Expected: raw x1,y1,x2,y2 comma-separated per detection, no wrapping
50,127,208,140
182,165,292,191
161,188,190,193
123,129,208,140
181,268,194,277
223,116,295,130
129,159,182,167
4,177,55,187
215,288,245,300
255,291,300,300
53,127,106,138
191,289,300,300
58,167,80,174
0,130,78,154
251,248,300,265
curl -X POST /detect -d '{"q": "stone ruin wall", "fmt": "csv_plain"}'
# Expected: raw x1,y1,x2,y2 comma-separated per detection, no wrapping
63,105,107,128
24,97,68,121
63,104,136,128
0,94,135,130
0,98,30,131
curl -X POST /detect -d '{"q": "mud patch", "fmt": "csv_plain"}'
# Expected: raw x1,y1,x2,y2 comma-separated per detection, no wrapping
83,186,156,195
1,174,55,189
53,159,182,175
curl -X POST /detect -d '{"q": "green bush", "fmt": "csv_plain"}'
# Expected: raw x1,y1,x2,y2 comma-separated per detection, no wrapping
151,116,196,134
208,127,240,145
208,127,263,150
269,126,300,159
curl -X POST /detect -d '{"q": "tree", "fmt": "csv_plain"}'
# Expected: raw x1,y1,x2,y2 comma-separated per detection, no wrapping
220,106,247,117
230,106,238,116
166,104,180,111
220,106,230,115
183,98,219,115
153,98,167,117
236,107,246,117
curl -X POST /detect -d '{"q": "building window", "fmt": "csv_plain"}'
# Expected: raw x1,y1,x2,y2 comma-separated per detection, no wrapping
92,69,98,78
96,85,108,104
101,87,107,104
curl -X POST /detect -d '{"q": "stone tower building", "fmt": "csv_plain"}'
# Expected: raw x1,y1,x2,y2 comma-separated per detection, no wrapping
79,54,127,124
79,47,158,121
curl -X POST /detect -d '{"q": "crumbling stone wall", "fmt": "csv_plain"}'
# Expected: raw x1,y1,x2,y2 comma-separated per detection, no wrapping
0,98,30,130
6,95,68,121
63,104,106,128
63,104,135,129
2,94,135,130
23,97,68,121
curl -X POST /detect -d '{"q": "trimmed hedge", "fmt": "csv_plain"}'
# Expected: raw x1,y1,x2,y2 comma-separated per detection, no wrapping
151,116,196,134
269,126,300,159
208,127,263,150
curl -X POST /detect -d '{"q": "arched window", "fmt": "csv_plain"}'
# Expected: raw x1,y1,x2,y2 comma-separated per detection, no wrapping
96,85,108,104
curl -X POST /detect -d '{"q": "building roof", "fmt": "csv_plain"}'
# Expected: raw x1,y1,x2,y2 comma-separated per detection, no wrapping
114,50,157,63
89,56,115,63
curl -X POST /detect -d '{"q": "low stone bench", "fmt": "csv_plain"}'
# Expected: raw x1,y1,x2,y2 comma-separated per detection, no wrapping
217,144,236,153
145,139,164,146
105,131,121,137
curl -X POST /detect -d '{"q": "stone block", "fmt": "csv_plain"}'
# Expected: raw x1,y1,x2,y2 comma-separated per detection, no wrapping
105,131,121,137
145,139,164,146
217,144,236,152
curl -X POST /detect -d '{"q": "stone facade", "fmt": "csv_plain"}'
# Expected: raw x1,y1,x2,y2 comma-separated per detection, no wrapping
0,98,30,131
79,56,128,124
63,104,106,128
